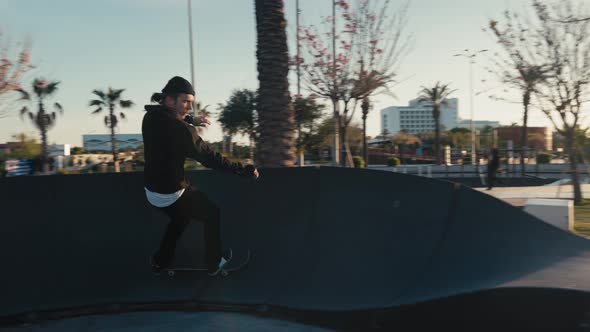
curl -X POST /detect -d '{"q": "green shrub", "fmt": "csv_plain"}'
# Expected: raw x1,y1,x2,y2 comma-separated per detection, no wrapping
353,156,365,168
387,157,400,167
536,153,552,164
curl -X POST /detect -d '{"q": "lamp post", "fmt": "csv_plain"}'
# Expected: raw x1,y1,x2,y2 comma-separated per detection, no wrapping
187,0,197,115
361,97,370,166
454,49,487,165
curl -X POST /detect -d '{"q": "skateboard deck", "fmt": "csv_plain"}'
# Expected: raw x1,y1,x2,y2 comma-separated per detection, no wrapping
163,250,250,277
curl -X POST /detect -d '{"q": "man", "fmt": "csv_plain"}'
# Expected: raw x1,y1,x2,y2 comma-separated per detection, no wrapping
487,147,500,190
142,76,259,276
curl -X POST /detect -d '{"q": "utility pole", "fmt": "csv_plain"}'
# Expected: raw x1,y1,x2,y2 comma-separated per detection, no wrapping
454,49,487,165
296,0,301,96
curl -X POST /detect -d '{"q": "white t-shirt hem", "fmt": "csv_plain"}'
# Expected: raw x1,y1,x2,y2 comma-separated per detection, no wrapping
144,187,185,208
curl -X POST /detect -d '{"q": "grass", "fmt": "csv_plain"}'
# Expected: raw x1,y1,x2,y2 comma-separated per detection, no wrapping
574,199,590,238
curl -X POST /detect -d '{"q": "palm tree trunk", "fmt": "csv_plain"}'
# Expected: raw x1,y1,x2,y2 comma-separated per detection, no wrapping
41,126,49,174
110,107,119,173
298,124,304,166
362,114,368,165
39,101,49,174
520,92,530,177
255,0,296,167
434,107,441,165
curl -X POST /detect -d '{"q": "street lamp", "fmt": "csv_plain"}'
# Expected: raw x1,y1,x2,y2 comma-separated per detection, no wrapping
454,49,487,165
187,0,197,116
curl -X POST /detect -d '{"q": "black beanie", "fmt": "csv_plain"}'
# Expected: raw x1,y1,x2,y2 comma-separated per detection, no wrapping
162,76,195,95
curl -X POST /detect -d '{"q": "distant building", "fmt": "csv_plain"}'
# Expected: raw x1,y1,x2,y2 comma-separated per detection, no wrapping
0,141,30,154
0,144,11,154
83,134,143,152
457,119,501,129
494,127,552,151
380,98,459,135
48,144,70,157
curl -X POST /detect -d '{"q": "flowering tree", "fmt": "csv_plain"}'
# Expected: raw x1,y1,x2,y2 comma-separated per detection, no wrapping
488,0,590,204
0,31,34,117
296,0,410,166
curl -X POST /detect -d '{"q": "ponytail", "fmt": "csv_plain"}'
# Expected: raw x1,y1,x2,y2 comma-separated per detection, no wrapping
151,92,164,104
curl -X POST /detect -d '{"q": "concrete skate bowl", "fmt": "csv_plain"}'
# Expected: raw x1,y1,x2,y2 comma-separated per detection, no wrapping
2,167,590,330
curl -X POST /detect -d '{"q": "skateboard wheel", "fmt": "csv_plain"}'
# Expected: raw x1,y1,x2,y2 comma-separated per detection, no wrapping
168,271,175,277
221,270,228,277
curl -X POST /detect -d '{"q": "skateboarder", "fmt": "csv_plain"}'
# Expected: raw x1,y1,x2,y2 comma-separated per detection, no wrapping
487,148,500,190
142,76,259,276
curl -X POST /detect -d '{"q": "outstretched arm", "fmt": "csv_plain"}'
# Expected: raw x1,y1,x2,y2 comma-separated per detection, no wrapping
184,125,257,177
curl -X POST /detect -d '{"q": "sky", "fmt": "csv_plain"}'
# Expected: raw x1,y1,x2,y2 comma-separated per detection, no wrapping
0,0,563,147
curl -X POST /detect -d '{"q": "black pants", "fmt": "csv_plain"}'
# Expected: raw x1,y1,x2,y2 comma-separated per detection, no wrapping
154,187,222,271
487,171,498,190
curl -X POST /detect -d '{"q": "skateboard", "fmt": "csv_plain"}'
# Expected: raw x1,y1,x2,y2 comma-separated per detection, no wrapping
163,249,251,277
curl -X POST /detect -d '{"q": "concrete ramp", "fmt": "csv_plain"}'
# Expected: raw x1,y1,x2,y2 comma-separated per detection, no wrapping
2,167,590,323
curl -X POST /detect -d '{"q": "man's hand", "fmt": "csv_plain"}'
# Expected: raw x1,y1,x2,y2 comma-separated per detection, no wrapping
193,115,211,127
244,165,259,179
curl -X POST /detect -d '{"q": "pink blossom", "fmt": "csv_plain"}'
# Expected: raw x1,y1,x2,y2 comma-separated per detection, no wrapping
18,51,31,64
336,0,350,10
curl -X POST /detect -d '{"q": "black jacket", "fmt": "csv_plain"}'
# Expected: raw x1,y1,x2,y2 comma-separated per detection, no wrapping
142,105,252,194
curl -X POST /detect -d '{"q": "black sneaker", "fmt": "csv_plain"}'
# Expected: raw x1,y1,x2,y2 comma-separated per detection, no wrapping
150,254,166,276
208,249,233,276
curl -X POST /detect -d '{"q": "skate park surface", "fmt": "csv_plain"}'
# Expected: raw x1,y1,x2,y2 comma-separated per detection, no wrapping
2,167,590,330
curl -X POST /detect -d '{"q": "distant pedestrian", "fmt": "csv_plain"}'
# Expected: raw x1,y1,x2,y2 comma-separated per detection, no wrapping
487,148,500,190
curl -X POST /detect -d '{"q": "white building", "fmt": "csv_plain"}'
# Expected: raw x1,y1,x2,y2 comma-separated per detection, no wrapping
83,134,143,152
380,98,459,135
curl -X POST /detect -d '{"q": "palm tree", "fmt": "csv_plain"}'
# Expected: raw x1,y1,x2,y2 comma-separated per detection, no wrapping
194,101,211,135
417,82,456,164
254,0,296,167
89,88,134,172
18,79,63,173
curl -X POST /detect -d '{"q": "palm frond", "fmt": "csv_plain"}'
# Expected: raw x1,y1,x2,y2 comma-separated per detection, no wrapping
92,89,106,100
54,102,64,114
104,115,109,126
92,107,103,114
28,112,34,121
119,100,134,108
120,112,126,119
89,99,105,107
108,88,125,102
17,89,31,101
45,81,60,95
51,112,56,120
19,106,29,119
